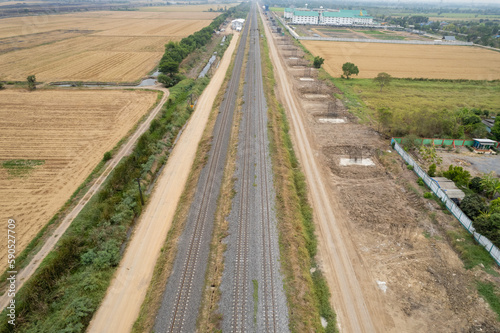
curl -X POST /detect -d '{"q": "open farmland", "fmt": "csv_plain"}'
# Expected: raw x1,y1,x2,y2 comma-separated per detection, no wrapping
0,89,157,273
138,3,238,12
0,11,216,82
302,41,500,80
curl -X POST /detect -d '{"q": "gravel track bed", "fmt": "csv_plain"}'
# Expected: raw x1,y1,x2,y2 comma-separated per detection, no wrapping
153,16,251,333
220,6,289,332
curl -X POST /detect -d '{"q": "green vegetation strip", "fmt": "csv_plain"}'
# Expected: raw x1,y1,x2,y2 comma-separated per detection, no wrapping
259,16,337,333
1,159,44,177
0,14,235,330
477,281,500,320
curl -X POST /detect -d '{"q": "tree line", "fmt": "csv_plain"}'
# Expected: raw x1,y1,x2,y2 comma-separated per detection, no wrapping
158,3,249,87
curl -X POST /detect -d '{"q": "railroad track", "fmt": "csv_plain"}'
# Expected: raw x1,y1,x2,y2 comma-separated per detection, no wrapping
223,5,288,332
153,13,251,333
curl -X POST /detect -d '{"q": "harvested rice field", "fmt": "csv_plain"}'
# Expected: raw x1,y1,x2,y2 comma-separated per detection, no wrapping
302,41,500,80
0,89,158,272
0,11,216,82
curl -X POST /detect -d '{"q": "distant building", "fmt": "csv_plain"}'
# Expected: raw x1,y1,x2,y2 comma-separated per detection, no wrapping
292,10,319,25
443,36,456,41
285,8,373,26
320,10,373,25
284,7,294,19
231,19,245,32
472,138,499,151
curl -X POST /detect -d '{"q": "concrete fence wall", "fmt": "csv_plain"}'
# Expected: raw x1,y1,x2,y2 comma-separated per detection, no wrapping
392,139,500,266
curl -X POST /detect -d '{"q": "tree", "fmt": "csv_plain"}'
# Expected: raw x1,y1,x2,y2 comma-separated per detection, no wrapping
490,198,500,214
27,75,36,91
341,62,359,79
312,56,324,69
492,117,500,141
481,171,500,199
460,193,487,220
373,72,392,92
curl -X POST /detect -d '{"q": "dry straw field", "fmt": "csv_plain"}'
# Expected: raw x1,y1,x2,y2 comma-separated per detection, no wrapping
0,89,157,272
0,10,217,82
302,41,500,80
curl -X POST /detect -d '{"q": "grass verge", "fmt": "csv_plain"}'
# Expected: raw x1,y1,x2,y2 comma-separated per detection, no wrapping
477,281,500,321
259,15,337,333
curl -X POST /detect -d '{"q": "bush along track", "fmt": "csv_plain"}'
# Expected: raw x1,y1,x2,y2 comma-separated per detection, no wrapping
258,16,337,333
0,19,236,332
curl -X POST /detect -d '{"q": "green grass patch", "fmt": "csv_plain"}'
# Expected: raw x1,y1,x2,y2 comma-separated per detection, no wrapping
1,159,44,177
253,279,258,326
448,229,496,270
270,7,284,12
477,281,500,320
327,78,500,125
317,28,351,33
354,30,385,34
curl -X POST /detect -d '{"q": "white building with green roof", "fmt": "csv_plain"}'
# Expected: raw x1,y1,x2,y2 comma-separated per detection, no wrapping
320,10,373,25
292,10,319,24
284,7,294,19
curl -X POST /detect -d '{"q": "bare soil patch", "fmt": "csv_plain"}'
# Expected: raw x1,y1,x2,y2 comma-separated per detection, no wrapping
0,89,157,273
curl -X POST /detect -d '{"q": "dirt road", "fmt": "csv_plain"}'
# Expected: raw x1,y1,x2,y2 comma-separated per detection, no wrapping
261,9,385,333
0,86,167,311
86,32,240,333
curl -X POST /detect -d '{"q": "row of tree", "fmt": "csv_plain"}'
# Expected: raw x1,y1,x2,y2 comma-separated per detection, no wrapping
158,4,248,87
378,106,493,139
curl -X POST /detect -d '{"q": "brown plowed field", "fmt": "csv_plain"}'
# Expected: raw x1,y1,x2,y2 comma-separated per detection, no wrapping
0,89,157,273
302,41,500,80
0,11,215,82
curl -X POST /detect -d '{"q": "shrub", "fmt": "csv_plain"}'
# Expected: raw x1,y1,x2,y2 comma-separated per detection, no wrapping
417,177,425,186
443,165,471,187
423,192,433,199
473,213,500,245
490,198,500,214
460,194,487,220
428,163,437,177
407,164,414,171
103,151,112,162
312,56,324,69
469,176,484,193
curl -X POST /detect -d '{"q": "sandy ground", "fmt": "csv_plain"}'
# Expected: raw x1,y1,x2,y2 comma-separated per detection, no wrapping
86,31,240,333
0,89,157,273
436,147,500,177
302,40,500,80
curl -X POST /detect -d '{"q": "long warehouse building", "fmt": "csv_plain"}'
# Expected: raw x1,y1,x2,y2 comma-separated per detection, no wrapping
286,8,373,25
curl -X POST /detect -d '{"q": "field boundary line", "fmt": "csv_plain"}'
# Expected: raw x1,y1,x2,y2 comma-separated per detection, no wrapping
392,139,500,266
0,87,169,311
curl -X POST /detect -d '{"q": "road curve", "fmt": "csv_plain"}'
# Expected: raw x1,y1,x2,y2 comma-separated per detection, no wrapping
260,8,378,333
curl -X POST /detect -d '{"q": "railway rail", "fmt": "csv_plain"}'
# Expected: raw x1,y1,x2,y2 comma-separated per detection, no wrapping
153,10,251,333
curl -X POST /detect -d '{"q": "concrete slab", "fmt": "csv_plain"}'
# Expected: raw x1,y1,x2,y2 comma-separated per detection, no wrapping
339,158,375,166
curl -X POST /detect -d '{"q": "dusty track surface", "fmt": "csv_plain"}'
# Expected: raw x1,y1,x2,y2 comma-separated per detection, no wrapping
87,32,240,333
0,87,164,310
153,20,249,333
261,9,382,333
219,6,289,332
